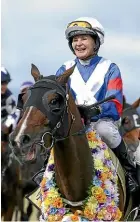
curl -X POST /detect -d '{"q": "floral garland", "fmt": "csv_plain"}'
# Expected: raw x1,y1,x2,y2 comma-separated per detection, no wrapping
38,130,122,221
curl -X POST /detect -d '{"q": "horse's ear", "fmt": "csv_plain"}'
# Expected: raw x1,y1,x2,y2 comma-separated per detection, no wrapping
56,64,76,84
31,64,41,82
131,98,140,109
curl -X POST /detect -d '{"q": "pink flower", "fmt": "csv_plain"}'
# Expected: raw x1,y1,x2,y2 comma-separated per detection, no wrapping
107,206,114,213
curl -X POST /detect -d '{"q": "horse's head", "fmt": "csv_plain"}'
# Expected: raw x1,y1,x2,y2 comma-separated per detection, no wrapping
10,64,80,162
120,104,140,151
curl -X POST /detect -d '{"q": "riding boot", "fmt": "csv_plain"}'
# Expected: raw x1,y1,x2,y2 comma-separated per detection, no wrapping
113,139,139,193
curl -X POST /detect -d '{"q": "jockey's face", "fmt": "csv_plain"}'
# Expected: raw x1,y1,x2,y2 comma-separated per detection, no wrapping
1,82,8,94
72,35,95,60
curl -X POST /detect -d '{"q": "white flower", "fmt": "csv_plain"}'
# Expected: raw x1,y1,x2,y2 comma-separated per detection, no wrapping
44,169,54,180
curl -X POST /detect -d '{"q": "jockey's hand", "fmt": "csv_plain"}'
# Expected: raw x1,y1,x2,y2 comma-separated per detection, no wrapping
78,105,101,124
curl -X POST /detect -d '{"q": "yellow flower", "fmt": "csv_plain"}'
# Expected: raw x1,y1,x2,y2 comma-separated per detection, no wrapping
48,215,55,221
111,201,115,206
44,197,52,207
51,148,54,155
103,166,110,173
91,187,104,196
88,141,97,149
97,211,104,220
87,131,96,139
86,202,97,212
54,214,63,221
96,208,107,220
94,159,103,170
84,208,95,220
114,208,122,220
95,193,107,203
52,197,63,208
49,159,54,165
100,172,109,181
87,195,98,206
47,188,59,198
104,149,110,158
74,210,83,216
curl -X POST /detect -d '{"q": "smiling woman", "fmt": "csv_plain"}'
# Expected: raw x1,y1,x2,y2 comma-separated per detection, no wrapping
72,35,96,60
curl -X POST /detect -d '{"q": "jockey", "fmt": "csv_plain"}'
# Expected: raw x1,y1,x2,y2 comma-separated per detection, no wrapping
1,66,19,141
55,17,139,193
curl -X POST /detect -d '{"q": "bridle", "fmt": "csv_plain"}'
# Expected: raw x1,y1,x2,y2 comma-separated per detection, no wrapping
36,83,87,151
23,77,87,152
119,106,140,137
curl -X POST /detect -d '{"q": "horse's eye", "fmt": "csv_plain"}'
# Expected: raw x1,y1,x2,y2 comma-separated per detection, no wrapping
50,98,58,105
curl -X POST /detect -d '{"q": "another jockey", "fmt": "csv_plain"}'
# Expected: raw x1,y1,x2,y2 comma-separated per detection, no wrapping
1,66,19,141
55,17,139,193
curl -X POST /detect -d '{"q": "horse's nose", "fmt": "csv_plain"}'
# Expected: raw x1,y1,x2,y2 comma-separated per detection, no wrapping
21,134,31,145
9,132,31,148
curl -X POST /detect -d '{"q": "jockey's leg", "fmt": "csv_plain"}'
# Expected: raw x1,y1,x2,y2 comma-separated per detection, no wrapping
114,139,139,193
91,118,139,193
91,118,121,148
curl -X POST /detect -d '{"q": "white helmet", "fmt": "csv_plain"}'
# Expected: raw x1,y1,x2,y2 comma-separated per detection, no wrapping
65,17,105,52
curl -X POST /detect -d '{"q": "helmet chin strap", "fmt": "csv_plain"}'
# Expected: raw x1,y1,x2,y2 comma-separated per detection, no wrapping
93,36,100,53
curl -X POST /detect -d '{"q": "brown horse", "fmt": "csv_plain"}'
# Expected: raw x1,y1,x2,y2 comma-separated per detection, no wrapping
121,97,140,161
9,64,127,221
120,97,140,220
1,126,24,221
1,119,44,221
1,117,46,220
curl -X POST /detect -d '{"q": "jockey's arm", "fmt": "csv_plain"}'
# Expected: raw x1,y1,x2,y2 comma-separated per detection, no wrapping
97,63,123,121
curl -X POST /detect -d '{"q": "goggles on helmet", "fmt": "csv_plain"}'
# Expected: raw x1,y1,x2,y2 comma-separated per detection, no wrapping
67,21,92,29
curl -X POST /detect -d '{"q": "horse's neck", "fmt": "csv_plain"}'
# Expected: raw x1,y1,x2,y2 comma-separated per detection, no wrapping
53,102,93,202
